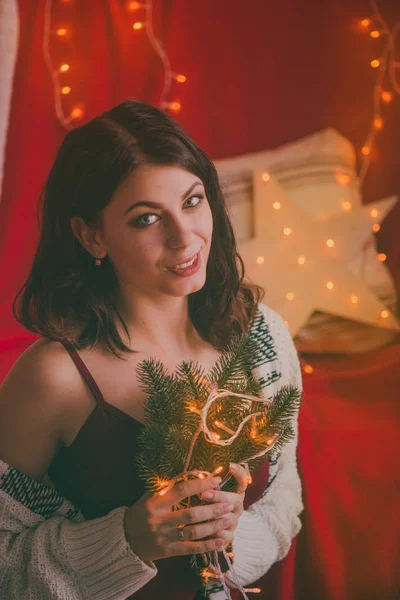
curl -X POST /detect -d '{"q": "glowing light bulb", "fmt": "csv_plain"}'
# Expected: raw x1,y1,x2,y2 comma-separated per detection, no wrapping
175,74,187,83
304,364,314,374
214,466,223,474
381,90,393,103
377,253,387,262
297,256,306,265
127,1,142,9
283,227,293,236
361,146,371,156
372,223,380,232
272,201,281,210
169,101,181,112
59,63,70,72
370,30,380,38
70,107,83,119
361,18,371,27
370,59,380,68
381,310,389,319
61,86,71,94
336,172,350,185
325,281,334,290
133,21,144,29
326,239,335,248
286,292,295,301
56,28,67,36
374,117,383,130
351,295,359,304
256,256,265,264
370,208,379,218
262,172,270,182
341,201,353,211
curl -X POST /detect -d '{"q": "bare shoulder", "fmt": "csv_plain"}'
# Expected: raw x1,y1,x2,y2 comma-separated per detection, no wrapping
0,337,83,481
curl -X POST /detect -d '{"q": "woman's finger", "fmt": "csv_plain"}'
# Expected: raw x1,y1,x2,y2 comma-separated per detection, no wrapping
229,462,249,494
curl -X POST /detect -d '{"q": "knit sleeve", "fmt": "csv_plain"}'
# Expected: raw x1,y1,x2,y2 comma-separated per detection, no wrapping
228,309,304,588
0,459,157,599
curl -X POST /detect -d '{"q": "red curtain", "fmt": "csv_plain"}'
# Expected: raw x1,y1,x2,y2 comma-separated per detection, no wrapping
1,1,400,599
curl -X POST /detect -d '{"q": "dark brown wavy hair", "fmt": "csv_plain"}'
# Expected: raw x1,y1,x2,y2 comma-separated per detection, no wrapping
13,98,265,358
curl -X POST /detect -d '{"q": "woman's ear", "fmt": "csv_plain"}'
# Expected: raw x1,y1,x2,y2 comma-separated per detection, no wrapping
70,216,106,258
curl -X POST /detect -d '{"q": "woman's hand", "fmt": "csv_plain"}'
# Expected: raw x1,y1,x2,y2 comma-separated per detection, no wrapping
123,475,236,563
200,462,249,548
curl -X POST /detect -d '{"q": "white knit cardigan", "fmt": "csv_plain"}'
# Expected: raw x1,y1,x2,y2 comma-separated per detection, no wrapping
0,302,304,599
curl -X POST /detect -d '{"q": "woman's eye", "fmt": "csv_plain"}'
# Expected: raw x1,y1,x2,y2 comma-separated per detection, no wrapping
131,194,205,228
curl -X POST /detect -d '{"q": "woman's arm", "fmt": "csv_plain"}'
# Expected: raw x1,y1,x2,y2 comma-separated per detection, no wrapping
0,340,157,599
229,308,304,586
0,463,156,600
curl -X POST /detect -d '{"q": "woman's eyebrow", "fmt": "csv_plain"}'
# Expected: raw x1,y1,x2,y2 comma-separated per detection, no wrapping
124,181,204,215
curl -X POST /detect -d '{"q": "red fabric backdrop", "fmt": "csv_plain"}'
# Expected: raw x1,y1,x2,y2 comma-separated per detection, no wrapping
1,1,400,599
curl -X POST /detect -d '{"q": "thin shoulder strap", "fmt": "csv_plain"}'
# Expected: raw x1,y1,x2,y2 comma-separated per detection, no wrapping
61,341,105,407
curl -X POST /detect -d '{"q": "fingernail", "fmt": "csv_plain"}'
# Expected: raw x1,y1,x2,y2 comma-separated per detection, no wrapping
211,476,222,485
229,462,239,471
202,491,214,500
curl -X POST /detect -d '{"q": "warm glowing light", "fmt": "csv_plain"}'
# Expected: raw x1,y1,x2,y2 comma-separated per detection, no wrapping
247,475,252,484
56,28,67,36
325,281,334,290
272,201,281,210
381,310,389,319
370,30,381,38
175,74,187,83
372,223,380,232
169,101,181,112
286,292,295,301
361,18,371,27
127,1,142,10
373,117,383,130
59,63,70,72
341,201,353,211
256,256,265,265
326,239,335,248
377,253,387,262
262,172,270,182
304,364,314,374
370,59,380,68
283,227,293,236
198,473,205,479
297,256,306,265
370,208,379,218
133,22,144,30
61,86,71,95
214,466,223,474
70,108,83,119
351,295,359,304
336,172,350,185
381,90,393,103
361,146,371,156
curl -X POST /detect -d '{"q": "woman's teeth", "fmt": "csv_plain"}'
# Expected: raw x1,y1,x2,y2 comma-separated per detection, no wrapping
173,255,197,269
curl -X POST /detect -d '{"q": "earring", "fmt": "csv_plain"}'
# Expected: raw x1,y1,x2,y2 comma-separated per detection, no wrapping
95,258,102,266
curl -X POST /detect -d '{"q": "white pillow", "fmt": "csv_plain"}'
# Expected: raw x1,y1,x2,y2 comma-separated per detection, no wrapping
214,128,399,354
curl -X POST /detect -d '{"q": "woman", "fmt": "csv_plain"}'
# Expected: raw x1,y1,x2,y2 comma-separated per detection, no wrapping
0,99,303,599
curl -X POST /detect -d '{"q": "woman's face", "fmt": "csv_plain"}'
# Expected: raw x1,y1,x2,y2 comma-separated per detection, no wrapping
98,163,214,298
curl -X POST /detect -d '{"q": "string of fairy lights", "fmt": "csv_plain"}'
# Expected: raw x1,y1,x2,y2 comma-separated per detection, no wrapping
43,0,186,130
359,0,400,184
